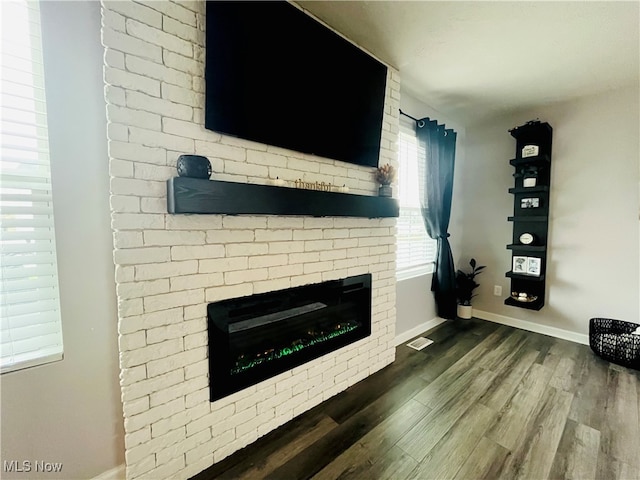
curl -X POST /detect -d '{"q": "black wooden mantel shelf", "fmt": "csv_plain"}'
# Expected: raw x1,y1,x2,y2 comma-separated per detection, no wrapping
167,177,399,218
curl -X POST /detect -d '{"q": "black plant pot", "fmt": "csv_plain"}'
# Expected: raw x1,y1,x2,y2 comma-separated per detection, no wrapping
378,185,392,197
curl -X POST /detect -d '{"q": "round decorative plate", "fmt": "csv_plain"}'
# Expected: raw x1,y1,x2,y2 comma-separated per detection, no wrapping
519,233,534,245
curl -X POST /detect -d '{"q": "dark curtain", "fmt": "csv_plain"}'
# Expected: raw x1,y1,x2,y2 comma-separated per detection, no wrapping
416,118,457,319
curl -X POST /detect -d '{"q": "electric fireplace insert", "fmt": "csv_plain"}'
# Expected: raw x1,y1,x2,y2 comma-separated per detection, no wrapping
207,274,372,401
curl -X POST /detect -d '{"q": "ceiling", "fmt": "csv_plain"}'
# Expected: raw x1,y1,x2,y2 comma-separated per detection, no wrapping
297,1,640,125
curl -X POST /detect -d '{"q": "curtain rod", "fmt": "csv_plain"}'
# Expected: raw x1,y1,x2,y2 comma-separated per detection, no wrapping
398,109,457,137
399,109,419,122
399,109,425,127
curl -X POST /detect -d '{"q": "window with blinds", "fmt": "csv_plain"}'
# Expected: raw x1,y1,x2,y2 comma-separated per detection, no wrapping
396,122,437,280
1,0,64,373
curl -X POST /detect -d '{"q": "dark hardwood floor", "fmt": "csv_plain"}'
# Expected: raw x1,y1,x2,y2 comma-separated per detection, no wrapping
192,319,640,480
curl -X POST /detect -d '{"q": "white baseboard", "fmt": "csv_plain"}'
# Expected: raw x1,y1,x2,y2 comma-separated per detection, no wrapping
473,309,589,346
394,317,448,346
92,464,125,480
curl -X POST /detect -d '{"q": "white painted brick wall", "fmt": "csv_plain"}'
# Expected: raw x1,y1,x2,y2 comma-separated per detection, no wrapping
102,1,399,478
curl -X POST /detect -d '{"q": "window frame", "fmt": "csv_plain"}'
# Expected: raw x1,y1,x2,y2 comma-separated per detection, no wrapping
1,0,64,374
395,118,437,281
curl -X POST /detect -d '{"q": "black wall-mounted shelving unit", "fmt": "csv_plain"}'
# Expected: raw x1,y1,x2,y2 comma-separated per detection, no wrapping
505,121,553,310
167,177,399,218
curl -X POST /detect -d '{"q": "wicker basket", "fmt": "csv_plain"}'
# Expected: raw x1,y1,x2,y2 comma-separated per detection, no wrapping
589,318,640,370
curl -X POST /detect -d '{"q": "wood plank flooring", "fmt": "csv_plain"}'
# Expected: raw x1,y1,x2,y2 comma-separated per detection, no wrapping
192,319,640,480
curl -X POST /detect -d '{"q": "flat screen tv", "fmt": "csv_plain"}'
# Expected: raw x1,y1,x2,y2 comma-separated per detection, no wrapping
204,1,388,168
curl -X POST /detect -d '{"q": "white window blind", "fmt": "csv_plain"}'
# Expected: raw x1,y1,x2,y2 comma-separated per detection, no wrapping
1,0,64,373
396,122,437,279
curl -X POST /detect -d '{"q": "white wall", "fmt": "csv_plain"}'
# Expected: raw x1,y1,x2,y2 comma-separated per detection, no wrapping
0,2,124,479
395,91,466,337
462,85,639,335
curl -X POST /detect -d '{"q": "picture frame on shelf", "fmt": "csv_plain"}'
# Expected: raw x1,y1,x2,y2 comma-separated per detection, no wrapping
522,145,539,158
527,257,542,276
513,256,528,274
521,197,540,209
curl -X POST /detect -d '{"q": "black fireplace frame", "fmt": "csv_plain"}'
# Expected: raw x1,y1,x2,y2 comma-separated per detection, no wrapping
207,274,372,401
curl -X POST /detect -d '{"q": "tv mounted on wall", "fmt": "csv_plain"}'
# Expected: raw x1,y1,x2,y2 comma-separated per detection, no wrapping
204,1,388,168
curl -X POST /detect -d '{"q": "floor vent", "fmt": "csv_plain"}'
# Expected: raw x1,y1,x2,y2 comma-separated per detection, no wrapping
406,337,434,351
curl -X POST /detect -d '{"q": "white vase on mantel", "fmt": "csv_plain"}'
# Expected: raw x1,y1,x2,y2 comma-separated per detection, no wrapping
457,304,473,320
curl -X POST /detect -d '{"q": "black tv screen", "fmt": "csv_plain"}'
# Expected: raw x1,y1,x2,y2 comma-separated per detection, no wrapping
204,1,387,168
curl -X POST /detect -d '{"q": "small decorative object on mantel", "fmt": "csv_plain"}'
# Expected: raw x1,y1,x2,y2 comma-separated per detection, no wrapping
293,179,333,192
176,154,212,179
522,145,539,158
375,163,396,197
339,184,350,193
270,176,286,187
455,258,486,319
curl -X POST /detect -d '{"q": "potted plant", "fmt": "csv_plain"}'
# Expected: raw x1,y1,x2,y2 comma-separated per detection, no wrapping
455,258,486,319
375,163,396,197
